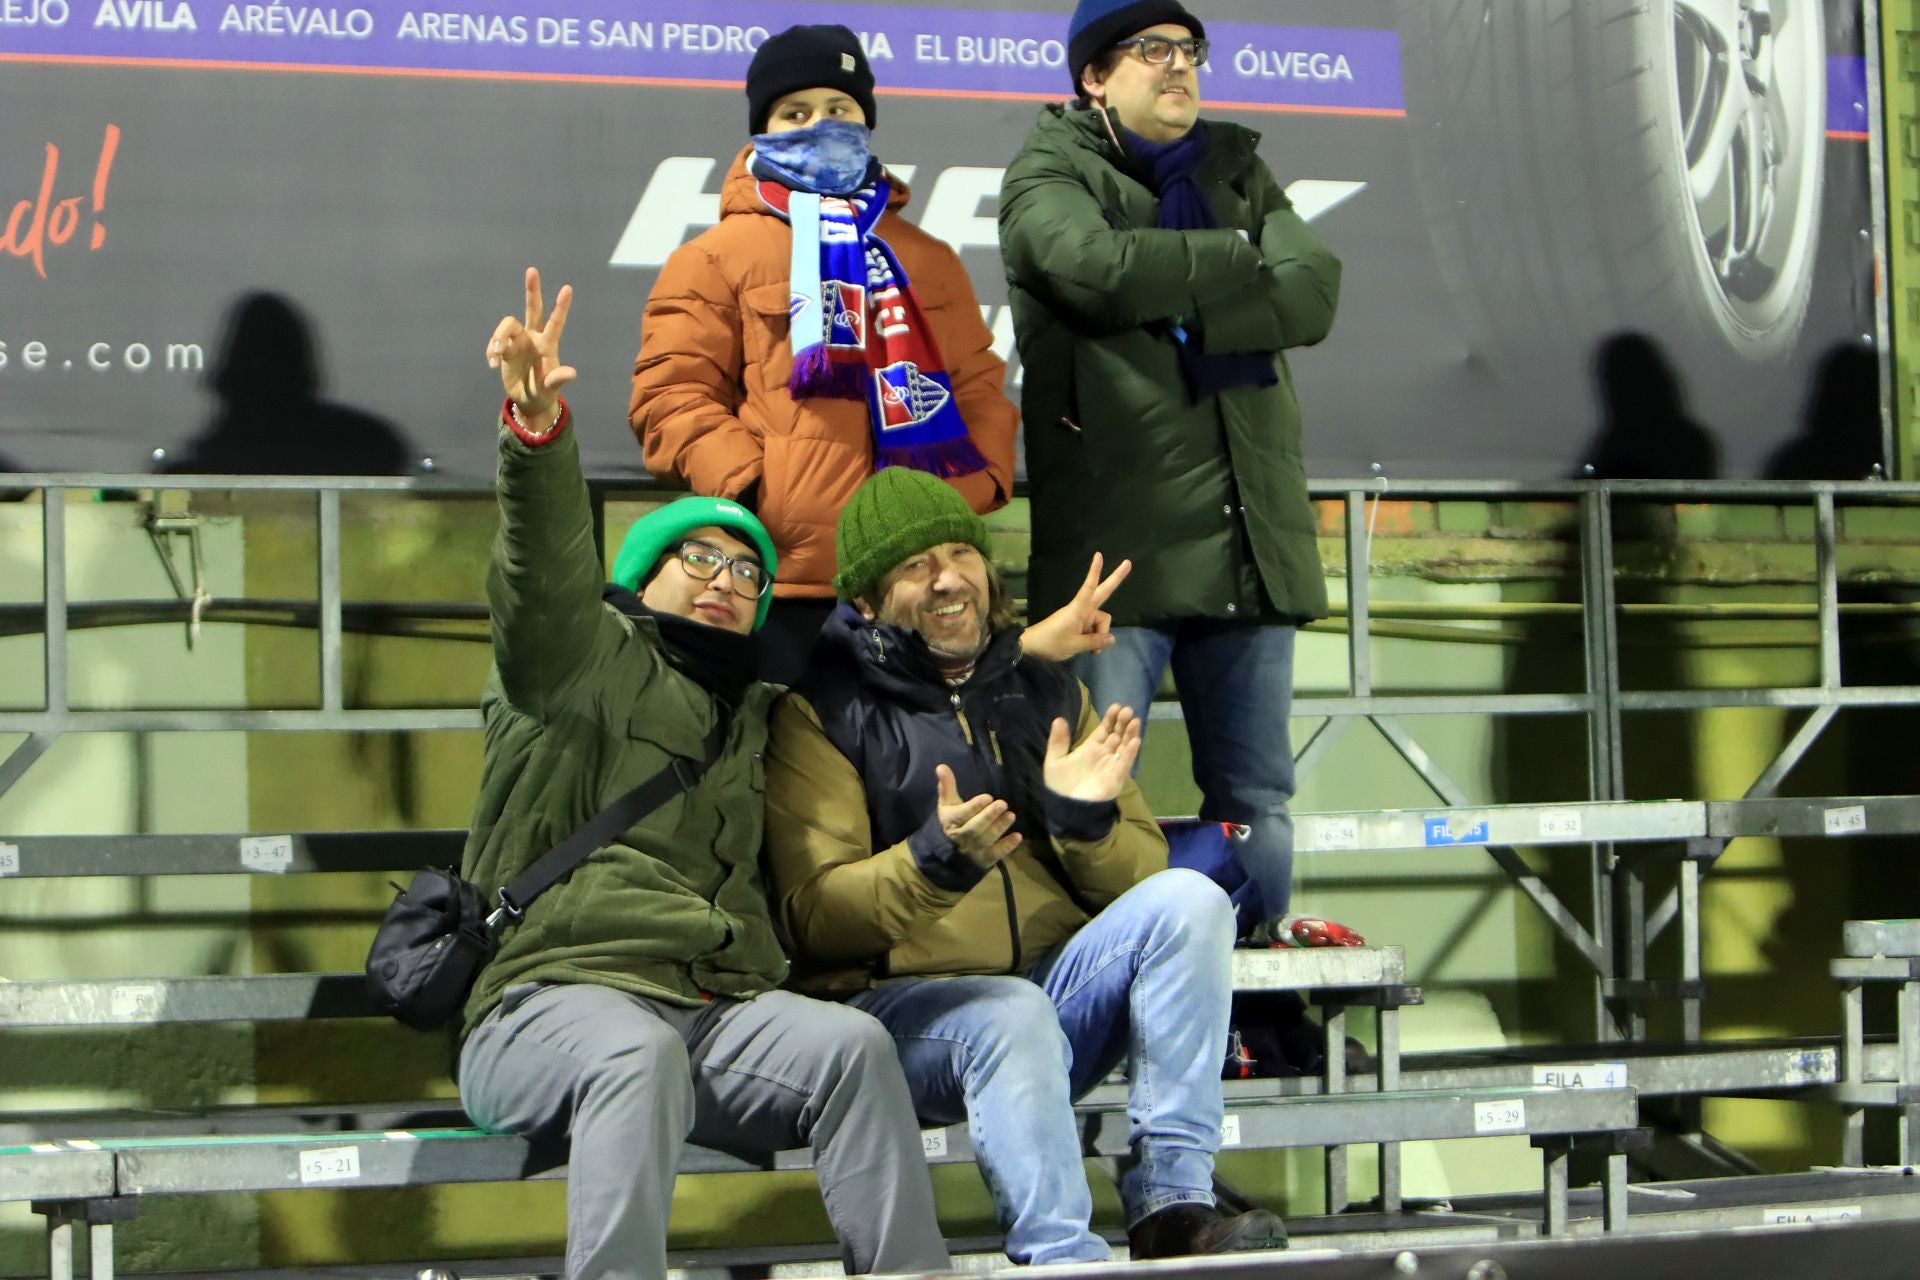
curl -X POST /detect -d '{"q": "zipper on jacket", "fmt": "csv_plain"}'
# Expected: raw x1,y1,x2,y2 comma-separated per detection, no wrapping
956,692,1018,968
951,692,975,746
994,862,1021,972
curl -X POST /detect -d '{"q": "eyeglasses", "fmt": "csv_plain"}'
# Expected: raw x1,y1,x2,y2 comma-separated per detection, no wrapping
1110,35,1209,67
675,540,771,599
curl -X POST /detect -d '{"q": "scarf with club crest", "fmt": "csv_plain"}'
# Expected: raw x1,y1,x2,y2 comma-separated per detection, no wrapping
751,134,987,478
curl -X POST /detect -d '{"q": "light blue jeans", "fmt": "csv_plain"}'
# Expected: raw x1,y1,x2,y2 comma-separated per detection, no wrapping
846,868,1234,1264
1071,621,1299,918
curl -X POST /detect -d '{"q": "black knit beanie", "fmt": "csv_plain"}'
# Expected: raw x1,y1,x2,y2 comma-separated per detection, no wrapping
1066,0,1207,98
746,24,878,134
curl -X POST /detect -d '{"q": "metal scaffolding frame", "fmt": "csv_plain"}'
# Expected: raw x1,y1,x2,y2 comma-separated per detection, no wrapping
3,473,1920,1056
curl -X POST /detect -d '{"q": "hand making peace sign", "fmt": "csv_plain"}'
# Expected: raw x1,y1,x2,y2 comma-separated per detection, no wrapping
485,267,577,433
1020,552,1133,663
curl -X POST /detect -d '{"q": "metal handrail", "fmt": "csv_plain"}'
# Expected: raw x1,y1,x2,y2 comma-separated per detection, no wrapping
5,473,1920,1046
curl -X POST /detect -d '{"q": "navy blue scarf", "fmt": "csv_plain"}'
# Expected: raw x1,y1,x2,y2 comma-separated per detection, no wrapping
1127,123,1279,404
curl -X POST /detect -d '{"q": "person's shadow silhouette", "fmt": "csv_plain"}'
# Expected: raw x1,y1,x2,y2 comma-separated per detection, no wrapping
1493,334,1720,1045
0,450,27,502
1578,332,1721,481
1759,343,1918,931
164,292,411,475
1763,342,1883,481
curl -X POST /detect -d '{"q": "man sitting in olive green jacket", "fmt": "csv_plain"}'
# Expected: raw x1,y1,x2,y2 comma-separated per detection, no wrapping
455,269,949,1280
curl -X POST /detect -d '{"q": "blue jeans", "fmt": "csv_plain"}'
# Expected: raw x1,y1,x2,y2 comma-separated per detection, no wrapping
1071,621,1298,918
846,869,1234,1264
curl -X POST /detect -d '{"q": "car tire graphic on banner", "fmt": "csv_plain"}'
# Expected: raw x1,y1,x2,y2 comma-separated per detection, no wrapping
1398,0,1826,385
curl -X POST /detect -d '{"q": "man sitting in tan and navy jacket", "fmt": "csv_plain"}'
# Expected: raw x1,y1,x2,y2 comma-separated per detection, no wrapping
764,466,1290,1266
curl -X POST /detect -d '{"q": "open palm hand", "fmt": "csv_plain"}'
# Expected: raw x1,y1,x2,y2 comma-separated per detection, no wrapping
1042,703,1141,803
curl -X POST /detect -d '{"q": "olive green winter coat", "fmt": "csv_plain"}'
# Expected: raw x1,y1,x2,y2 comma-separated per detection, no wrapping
999,104,1340,626
458,419,785,1045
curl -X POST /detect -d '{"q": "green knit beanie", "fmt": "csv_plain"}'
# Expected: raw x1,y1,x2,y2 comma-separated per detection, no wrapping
833,467,990,603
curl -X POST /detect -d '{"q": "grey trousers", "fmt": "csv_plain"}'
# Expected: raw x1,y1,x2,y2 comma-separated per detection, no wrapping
459,982,952,1280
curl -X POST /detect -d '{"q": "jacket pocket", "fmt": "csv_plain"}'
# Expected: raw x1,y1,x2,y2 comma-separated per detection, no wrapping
625,697,710,758
743,282,796,389
621,703,713,835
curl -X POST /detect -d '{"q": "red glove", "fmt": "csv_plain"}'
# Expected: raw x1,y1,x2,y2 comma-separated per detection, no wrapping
1275,916,1367,948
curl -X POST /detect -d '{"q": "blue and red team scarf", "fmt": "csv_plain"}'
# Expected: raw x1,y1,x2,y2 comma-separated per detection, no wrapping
756,176,987,479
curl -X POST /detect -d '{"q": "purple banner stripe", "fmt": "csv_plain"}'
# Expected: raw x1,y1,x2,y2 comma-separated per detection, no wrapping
0,2,1404,112
1829,55,1869,134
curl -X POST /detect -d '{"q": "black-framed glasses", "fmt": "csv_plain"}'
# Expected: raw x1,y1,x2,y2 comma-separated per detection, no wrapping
1110,35,1208,67
675,540,771,599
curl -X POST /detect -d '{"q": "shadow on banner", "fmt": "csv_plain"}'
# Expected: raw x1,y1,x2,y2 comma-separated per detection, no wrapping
1575,333,1722,483
1764,342,1884,482
0,451,26,502
161,292,412,477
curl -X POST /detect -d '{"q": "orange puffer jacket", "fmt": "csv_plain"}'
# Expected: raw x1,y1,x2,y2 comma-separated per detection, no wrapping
630,145,1018,600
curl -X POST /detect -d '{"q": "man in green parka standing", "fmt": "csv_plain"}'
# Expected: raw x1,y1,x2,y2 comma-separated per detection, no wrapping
455,269,950,1280
999,0,1342,939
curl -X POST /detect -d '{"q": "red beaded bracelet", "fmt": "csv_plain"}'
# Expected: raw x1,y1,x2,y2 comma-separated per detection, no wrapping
503,395,569,446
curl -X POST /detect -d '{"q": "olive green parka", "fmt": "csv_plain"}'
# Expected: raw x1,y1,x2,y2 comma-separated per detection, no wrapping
458,416,786,1045
998,104,1339,626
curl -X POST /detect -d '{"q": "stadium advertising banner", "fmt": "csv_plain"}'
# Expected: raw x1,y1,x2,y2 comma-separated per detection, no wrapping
0,0,1878,480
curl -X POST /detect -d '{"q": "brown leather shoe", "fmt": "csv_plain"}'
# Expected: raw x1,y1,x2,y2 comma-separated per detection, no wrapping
1127,1203,1288,1259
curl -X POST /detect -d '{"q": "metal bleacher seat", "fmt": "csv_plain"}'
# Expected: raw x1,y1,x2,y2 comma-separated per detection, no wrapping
0,825,1661,1280
16,1084,1639,1280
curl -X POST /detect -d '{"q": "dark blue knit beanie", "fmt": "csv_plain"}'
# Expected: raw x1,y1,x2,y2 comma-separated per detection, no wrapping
747,24,877,134
1066,0,1207,97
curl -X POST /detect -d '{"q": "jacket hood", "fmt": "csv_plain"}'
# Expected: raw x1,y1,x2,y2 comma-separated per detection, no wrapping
810,602,1025,709
720,143,915,218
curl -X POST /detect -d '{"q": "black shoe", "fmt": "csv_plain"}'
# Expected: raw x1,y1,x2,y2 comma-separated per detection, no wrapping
1127,1203,1288,1259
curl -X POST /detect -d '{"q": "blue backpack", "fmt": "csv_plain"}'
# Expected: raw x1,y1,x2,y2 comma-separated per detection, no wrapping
1159,818,1266,938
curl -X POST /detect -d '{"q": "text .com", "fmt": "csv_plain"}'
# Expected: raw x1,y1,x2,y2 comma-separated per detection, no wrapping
0,339,205,373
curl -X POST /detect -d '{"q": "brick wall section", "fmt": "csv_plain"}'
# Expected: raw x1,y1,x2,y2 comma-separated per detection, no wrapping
1294,499,1920,586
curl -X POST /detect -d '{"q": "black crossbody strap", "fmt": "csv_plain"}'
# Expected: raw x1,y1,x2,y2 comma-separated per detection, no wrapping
490,722,727,926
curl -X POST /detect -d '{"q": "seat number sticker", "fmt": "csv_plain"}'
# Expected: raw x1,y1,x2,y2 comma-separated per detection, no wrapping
109,985,161,1020
298,1146,362,1184
1313,818,1359,850
1538,810,1584,839
240,835,294,873
1473,1099,1526,1133
1824,806,1867,836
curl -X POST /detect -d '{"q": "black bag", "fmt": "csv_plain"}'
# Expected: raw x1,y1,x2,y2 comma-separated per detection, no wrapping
1222,990,1326,1079
367,866,498,1031
365,726,724,1031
